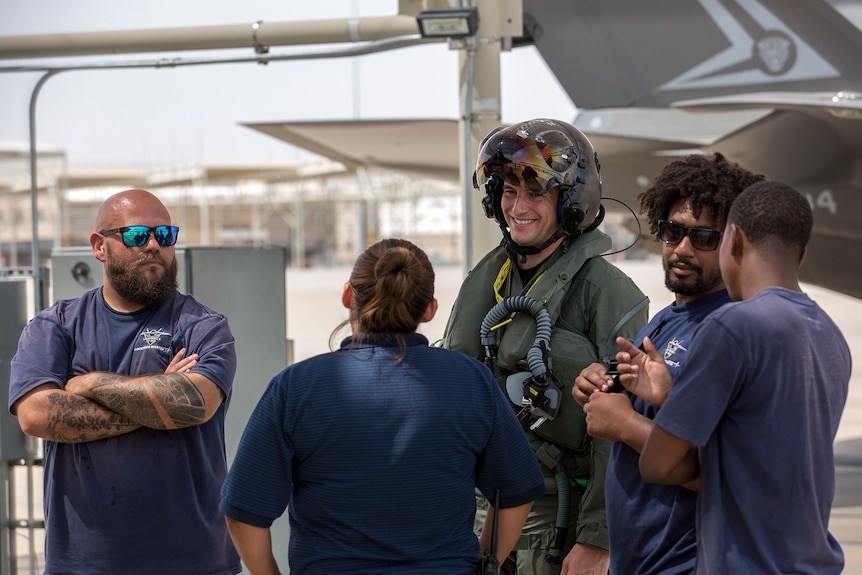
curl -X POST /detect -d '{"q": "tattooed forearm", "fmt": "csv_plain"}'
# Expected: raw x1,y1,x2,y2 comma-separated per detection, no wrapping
46,392,140,443
86,372,207,430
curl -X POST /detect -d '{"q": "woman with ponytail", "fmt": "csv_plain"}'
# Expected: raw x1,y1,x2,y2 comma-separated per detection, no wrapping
220,238,545,575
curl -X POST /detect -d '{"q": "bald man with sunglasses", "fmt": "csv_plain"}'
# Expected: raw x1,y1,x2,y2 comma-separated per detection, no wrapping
9,189,241,575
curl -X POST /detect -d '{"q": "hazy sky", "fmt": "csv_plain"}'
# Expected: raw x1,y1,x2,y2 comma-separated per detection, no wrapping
0,0,576,167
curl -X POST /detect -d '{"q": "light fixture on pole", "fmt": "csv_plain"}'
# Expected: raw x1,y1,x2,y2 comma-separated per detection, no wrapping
415,7,479,38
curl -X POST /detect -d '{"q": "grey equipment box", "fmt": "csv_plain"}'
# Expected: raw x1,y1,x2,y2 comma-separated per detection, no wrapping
0,274,42,461
50,245,289,463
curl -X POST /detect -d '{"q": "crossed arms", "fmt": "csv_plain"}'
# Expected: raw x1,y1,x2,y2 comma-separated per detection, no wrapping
12,349,226,443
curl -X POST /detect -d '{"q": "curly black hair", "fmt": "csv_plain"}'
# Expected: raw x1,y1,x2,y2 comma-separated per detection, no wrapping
637,152,765,238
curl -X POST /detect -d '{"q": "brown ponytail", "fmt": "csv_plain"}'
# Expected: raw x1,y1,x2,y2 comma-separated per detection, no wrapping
332,238,435,360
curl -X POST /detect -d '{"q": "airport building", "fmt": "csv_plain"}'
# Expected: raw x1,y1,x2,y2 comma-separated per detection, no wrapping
0,148,464,274
0,148,467,574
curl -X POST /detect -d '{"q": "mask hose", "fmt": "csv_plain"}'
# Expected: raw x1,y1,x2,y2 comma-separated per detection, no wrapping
479,295,551,378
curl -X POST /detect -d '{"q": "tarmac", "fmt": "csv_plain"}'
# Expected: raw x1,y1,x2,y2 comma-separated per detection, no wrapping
286,256,862,573
9,255,862,573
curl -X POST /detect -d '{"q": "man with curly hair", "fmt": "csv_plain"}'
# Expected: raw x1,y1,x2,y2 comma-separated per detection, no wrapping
574,153,763,574
628,181,850,573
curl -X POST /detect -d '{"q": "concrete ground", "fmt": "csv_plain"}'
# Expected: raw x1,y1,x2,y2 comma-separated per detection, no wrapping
9,255,862,573
287,256,862,573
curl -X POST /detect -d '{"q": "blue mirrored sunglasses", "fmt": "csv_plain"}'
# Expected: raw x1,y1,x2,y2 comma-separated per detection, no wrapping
100,225,179,247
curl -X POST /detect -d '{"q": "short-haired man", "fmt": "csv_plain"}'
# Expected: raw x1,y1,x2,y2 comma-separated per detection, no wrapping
620,181,850,574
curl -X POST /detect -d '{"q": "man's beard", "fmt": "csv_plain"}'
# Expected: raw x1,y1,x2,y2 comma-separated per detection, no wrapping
106,248,178,307
664,258,723,298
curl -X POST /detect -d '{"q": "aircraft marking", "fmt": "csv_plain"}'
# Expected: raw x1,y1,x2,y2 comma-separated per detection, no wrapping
661,0,839,91
807,189,838,215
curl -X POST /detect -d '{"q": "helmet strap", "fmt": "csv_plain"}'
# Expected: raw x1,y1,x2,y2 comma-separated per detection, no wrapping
501,204,604,263
503,226,570,265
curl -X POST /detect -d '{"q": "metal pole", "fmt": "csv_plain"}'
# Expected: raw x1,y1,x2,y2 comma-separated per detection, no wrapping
1,462,10,575
461,40,476,270
460,0,521,271
1,36,439,76
0,16,422,59
28,70,62,315
26,459,38,575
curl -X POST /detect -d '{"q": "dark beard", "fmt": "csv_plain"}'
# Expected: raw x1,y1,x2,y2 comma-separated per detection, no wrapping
664,258,722,298
107,250,179,307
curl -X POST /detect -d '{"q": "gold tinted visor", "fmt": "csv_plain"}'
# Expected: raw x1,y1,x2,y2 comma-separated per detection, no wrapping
475,132,565,195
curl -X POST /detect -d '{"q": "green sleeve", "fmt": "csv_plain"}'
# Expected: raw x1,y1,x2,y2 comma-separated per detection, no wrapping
573,261,649,549
575,437,612,549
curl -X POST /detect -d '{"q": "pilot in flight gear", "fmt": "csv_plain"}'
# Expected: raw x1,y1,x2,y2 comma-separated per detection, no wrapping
443,118,648,575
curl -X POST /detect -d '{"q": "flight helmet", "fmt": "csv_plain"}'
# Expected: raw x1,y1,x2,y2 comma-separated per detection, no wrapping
474,118,604,254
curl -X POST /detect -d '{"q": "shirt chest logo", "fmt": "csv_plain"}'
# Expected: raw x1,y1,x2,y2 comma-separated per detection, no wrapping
663,338,688,369
140,328,171,347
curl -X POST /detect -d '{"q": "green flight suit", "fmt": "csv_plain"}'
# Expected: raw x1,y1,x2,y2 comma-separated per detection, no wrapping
442,229,648,574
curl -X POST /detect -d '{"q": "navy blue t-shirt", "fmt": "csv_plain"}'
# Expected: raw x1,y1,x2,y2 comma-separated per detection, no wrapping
656,288,850,574
606,289,729,575
9,287,240,575
221,332,546,575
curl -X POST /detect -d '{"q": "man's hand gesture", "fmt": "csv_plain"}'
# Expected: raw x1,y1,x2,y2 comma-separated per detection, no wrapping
614,336,674,407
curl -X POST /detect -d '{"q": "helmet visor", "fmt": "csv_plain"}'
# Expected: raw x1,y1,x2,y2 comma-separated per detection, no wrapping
475,131,566,195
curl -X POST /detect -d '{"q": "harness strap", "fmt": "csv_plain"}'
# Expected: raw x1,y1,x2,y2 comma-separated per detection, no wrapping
491,259,548,332
601,297,649,363
529,271,571,317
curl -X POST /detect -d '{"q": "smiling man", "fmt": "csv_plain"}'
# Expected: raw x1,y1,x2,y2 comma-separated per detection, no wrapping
443,119,648,575
617,181,851,574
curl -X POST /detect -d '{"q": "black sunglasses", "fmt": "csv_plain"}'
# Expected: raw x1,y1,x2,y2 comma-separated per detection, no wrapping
658,220,721,251
100,225,179,247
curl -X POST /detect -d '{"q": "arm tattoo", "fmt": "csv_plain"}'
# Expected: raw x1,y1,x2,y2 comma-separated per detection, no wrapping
87,373,207,430
47,392,139,443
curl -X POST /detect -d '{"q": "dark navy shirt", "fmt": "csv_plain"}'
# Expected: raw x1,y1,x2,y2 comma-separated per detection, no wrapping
656,288,849,574
9,287,240,575
221,332,546,575
606,289,729,575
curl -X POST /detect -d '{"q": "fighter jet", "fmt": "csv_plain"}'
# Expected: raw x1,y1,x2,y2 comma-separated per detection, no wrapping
248,0,862,299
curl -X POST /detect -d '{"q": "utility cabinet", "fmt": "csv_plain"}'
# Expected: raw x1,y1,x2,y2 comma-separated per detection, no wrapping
50,245,290,462
0,274,42,461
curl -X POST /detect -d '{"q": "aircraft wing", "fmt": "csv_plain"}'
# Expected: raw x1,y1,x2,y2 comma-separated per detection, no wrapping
242,0,862,300
245,119,460,183
242,108,768,195
671,92,862,298
242,103,862,301
573,92,862,299
570,106,772,212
